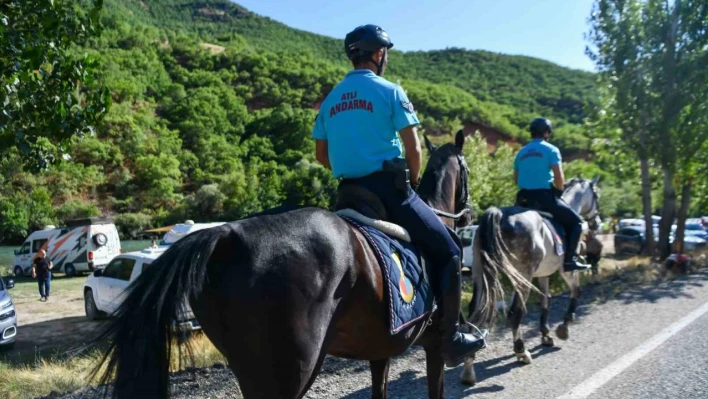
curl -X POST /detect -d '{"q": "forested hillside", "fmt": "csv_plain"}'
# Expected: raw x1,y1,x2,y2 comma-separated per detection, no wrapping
0,0,604,243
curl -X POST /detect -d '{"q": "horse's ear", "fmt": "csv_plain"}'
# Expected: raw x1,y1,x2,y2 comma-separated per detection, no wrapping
424,135,436,153
455,130,465,150
591,175,600,185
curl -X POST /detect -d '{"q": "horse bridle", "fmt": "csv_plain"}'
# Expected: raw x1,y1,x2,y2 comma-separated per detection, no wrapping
428,154,471,225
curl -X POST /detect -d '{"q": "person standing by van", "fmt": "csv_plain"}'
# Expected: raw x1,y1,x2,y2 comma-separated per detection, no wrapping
31,249,53,302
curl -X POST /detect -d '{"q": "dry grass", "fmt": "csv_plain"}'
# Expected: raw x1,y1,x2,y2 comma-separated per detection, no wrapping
0,333,226,399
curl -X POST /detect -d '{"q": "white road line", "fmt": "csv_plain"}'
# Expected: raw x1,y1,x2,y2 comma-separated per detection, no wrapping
556,300,708,399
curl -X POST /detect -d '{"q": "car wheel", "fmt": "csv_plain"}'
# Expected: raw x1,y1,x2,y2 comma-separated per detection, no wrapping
65,264,76,278
85,289,102,321
13,266,23,277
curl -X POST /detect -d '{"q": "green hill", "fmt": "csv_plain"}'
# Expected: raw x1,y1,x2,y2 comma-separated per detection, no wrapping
111,1,597,140
0,0,600,243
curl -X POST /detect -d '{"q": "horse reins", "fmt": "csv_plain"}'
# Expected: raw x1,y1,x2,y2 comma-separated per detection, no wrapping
426,154,472,227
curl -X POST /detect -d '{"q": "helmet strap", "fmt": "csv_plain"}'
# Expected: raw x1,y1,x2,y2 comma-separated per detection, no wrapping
372,48,387,76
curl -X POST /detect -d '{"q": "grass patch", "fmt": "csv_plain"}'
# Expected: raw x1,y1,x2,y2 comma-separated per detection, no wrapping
0,333,227,399
4,275,85,303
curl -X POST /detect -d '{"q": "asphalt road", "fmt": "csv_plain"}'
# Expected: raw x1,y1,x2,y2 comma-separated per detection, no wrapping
310,268,708,399
44,267,708,399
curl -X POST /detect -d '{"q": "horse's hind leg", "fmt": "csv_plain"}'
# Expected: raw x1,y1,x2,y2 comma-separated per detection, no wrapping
538,277,554,347
508,288,532,364
556,271,581,341
207,298,331,399
370,359,390,399
424,341,445,398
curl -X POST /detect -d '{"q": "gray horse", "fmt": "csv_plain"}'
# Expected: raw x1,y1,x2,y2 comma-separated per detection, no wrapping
459,176,601,385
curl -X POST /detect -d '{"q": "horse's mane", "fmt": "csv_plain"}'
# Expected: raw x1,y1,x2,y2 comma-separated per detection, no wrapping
564,177,586,191
416,143,460,202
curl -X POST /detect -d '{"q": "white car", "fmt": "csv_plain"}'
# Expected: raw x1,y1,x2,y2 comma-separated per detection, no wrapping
458,225,478,269
83,247,200,330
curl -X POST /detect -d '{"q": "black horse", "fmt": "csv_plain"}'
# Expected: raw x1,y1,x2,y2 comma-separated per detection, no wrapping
93,130,475,399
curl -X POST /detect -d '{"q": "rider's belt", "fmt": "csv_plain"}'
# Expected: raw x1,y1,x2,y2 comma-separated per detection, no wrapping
339,159,411,198
382,158,411,197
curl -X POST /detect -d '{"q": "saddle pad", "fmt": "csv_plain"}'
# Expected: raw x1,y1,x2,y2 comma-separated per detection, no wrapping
341,216,434,335
541,218,565,257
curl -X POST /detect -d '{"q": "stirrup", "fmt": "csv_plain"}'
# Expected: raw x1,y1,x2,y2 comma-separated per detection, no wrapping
460,320,489,340
563,261,591,272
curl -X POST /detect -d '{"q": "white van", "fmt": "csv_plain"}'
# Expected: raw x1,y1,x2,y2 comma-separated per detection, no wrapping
13,217,121,277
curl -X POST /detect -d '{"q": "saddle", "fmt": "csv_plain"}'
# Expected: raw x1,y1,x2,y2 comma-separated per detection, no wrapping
333,184,462,250
332,183,464,335
334,184,388,221
516,195,554,220
516,195,564,256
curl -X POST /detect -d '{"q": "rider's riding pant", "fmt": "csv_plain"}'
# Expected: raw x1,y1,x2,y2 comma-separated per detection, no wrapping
340,172,460,294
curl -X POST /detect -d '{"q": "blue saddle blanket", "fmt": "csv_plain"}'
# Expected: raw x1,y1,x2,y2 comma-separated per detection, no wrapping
541,217,565,257
341,217,434,335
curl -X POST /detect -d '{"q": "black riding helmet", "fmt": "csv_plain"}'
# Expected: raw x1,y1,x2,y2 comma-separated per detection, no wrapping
530,117,553,138
344,24,393,76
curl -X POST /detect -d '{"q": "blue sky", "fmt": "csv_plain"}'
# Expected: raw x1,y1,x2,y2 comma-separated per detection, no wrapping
233,0,598,72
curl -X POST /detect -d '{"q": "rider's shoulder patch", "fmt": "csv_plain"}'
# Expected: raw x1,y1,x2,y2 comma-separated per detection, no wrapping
400,101,415,113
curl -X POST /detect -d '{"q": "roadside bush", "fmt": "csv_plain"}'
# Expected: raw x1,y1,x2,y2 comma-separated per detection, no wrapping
114,212,155,240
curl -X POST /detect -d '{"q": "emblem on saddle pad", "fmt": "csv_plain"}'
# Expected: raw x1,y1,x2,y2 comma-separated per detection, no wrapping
391,252,414,303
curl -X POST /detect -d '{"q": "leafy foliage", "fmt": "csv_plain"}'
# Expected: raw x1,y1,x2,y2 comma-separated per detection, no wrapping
0,0,111,169
588,0,708,256
0,0,621,243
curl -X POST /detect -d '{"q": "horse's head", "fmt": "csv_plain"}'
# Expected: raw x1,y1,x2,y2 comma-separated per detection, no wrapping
418,130,472,228
563,175,601,231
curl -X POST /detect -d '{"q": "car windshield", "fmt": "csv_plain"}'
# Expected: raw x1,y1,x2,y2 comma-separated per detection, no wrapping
686,224,703,231
0,278,5,291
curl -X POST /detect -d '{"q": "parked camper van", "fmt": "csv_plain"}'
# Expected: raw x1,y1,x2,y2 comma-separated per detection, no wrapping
13,217,121,278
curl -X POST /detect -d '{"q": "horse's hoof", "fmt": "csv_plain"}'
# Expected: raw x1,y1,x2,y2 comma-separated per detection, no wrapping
556,324,569,341
541,335,555,347
460,358,477,386
515,350,532,365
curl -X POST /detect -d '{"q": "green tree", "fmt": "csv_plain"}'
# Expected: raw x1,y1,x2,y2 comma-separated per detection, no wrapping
588,0,708,257
1,0,111,169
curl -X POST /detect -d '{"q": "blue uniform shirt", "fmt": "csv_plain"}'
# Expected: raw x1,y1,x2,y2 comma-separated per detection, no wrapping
312,69,420,179
514,139,562,190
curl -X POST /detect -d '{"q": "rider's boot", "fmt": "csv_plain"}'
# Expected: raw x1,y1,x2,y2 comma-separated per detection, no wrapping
563,223,591,272
441,255,488,367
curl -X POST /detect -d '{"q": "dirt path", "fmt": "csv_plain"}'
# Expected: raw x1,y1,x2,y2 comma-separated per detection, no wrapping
2,276,107,363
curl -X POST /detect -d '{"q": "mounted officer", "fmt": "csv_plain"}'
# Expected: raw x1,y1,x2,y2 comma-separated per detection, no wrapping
514,117,591,272
311,24,486,367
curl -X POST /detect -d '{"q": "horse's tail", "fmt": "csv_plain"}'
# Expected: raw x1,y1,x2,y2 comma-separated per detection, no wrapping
90,225,228,399
469,207,538,326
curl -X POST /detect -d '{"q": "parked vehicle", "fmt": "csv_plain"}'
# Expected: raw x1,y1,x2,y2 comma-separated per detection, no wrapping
458,225,478,269
160,220,226,245
83,247,200,331
614,226,650,254
617,216,660,230
13,217,121,278
615,225,706,254
0,277,17,350
682,222,708,240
